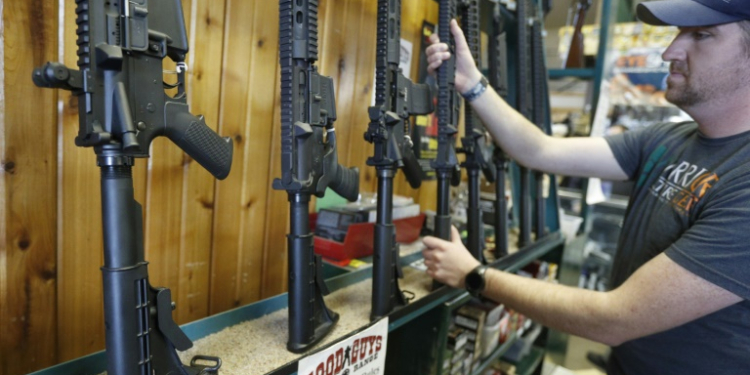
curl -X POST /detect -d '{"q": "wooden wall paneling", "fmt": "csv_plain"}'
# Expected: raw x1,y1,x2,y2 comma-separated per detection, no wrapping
143,0,194,325
345,0,377,195
232,0,280,308
1,1,59,373
207,0,255,315
329,0,359,169
210,0,279,314
318,0,351,168
173,0,228,325
1,5,5,371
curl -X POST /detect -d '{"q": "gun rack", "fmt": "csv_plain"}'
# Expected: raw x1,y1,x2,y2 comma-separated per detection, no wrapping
30,233,564,375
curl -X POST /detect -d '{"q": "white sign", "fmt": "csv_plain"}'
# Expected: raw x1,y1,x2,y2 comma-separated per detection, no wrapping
298,318,389,375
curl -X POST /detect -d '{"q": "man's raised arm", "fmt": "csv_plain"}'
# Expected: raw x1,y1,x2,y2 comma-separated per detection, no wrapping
426,20,628,181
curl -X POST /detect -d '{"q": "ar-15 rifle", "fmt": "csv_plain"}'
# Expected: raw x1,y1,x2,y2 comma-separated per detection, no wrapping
488,2,510,258
275,0,360,353
516,0,533,248
32,1,232,374
457,0,496,262
531,14,550,240
366,0,434,320
432,0,462,289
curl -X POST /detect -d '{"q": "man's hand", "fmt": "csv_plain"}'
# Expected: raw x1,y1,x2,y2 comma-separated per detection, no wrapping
422,226,481,288
425,19,483,93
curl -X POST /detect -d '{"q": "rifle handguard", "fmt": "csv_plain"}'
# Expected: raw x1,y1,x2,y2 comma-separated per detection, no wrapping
165,102,233,180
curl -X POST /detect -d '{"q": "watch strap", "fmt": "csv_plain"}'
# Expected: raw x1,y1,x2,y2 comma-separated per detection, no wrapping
460,76,488,103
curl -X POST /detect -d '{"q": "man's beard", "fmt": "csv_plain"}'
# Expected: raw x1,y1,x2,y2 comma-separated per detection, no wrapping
664,63,703,108
665,78,702,107
665,57,750,109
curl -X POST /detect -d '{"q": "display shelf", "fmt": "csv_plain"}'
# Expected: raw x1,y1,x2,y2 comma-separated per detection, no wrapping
471,332,518,375
548,68,595,79
29,235,563,375
512,346,545,375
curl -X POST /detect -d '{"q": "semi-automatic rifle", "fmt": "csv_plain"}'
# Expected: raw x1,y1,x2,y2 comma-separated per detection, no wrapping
432,0,462,289
516,0,533,248
457,0,496,262
488,2,510,258
531,15,550,240
275,0,360,353
366,0,434,320
32,0,233,374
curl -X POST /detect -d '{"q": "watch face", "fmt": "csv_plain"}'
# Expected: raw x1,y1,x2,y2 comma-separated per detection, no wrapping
466,268,484,291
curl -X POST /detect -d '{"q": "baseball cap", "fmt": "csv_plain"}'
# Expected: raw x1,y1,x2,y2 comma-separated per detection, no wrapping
637,0,750,27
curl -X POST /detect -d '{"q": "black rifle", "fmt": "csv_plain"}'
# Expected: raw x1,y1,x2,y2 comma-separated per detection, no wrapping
366,0,434,320
32,1,232,374
275,0,360,353
457,0,496,262
531,15,549,240
516,0,533,248
432,0,462,289
488,2,510,259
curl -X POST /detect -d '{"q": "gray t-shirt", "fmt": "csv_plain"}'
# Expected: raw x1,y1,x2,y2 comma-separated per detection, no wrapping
604,121,750,375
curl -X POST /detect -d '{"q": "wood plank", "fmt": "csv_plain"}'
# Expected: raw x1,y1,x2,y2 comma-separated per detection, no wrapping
142,0,194,325
345,0,377,195
210,0,279,314
233,0,281,308
174,0,228,325
1,0,59,373
328,0,357,169
206,0,255,315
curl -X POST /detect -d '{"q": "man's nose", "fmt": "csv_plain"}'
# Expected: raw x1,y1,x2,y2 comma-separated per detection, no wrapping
662,37,687,62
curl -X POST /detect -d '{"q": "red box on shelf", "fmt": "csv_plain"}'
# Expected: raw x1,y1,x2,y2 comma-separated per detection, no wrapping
309,213,426,261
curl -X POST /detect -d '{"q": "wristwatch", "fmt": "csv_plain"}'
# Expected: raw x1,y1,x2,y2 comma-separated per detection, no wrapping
460,76,489,103
465,265,488,297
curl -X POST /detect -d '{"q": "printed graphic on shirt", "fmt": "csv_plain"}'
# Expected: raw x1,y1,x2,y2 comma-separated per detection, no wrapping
637,145,718,215
649,160,718,214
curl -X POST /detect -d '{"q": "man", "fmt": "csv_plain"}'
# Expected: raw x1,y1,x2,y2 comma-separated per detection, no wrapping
422,1,750,373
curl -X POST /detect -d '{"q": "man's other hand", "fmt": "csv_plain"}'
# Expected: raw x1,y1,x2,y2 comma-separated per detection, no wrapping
422,226,481,288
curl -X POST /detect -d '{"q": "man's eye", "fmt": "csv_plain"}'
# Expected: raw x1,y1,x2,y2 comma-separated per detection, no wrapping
692,31,711,40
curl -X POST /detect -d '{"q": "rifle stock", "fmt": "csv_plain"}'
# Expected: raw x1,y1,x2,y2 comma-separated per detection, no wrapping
564,0,591,68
